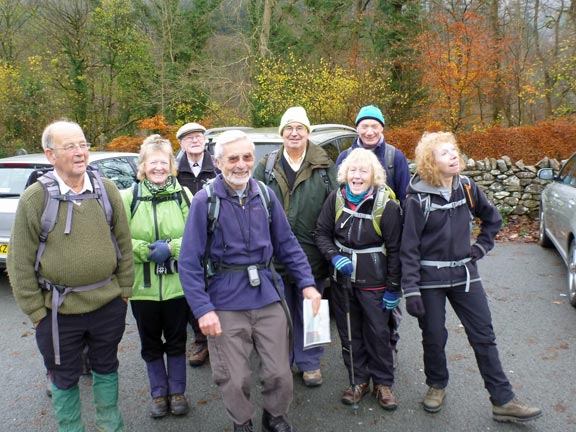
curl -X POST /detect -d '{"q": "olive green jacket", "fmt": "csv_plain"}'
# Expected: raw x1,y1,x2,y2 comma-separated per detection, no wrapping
254,142,338,279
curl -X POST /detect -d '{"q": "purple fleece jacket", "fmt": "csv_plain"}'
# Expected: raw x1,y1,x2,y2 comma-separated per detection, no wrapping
178,175,315,320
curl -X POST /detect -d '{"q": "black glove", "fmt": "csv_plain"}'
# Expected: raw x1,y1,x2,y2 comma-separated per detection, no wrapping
470,244,484,262
405,296,426,317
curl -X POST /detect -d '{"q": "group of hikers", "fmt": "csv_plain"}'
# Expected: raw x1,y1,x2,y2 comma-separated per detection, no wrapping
7,105,542,432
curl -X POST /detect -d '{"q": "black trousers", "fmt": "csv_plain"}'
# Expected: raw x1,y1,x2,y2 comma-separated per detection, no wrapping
36,296,127,390
418,282,515,406
332,282,395,386
131,297,188,362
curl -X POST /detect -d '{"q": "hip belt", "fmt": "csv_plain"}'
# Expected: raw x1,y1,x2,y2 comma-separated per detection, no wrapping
420,257,472,292
334,239,385,283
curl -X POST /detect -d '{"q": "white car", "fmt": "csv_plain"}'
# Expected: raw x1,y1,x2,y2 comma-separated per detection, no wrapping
538,152,576,308
0,151,138,269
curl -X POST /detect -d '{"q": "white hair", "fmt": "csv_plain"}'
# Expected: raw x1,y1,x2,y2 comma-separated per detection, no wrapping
213,130,255,159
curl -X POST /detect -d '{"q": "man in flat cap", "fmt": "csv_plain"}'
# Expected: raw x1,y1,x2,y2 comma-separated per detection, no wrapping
176,122,219,367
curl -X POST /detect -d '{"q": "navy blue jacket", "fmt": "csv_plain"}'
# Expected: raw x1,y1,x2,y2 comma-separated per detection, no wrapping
335,136,410,205
400,174,501,299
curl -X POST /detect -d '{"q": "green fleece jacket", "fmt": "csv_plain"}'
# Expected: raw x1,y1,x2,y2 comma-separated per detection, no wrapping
7,178,134,324
253,141,338,279
121,180,192,301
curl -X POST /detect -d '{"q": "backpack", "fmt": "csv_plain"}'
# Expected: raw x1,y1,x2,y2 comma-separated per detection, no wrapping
129,181,191,218
264,149,331,193
203,179,272,277
383,143,396,186
418,175,476,224
334,185,396,237
34,166,121,272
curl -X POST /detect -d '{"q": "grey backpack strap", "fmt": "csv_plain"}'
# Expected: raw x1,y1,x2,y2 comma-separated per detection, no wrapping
384,143,396,185
264,150,279,184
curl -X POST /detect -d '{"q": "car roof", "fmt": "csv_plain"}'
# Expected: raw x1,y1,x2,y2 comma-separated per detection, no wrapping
0,151,138,166
205,124,356,143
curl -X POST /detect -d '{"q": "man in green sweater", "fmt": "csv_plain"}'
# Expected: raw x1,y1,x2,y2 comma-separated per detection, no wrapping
7,120,134,431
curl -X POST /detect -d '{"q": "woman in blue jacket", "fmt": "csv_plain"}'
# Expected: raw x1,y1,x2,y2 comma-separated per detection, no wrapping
400,131,541,423
122,135,193,418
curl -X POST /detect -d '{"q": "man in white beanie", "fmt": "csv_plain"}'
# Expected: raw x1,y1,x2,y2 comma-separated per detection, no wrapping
254,106,338,387
176,122,219,367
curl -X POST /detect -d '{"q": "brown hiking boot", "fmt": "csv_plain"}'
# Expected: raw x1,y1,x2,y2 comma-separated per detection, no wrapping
492,398,542,423
422,386,446,413
302,369,323,387
188,342,209,367
169,393,190,416
341,383,370,405
373,384,398,411
150,396,168,418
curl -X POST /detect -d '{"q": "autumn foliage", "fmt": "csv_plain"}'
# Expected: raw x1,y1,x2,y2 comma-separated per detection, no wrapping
386,117,576,164
107,115,180,153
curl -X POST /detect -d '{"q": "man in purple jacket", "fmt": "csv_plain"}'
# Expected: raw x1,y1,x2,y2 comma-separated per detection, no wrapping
179,130,321,432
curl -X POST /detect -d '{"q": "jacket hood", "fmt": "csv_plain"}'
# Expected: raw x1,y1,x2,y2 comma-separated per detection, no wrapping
407,173,462,196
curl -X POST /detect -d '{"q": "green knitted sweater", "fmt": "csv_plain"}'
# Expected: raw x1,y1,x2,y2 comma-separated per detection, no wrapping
7,178,135,324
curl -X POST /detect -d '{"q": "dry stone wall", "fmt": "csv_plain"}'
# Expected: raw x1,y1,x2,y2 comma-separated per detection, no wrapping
409,156,563,218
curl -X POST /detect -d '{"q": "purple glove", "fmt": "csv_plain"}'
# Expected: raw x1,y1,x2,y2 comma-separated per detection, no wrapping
147,240,171,264
405,296,426,317
382,291,399,310
331,255,354,276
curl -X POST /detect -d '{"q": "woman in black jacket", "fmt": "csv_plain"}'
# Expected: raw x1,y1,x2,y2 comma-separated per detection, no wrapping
316,148,402,410
400,131,541,423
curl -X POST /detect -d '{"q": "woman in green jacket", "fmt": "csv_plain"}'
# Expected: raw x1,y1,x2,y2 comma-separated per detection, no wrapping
122,134,193,418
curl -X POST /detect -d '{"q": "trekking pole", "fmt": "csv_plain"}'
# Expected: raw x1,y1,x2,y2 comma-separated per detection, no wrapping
344,275,359,414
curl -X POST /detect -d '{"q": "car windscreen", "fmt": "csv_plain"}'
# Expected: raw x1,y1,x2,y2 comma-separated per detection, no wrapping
0,167,39,196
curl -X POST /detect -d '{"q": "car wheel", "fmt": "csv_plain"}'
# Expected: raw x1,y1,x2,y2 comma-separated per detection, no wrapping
538,207,553,248
568,240,576,308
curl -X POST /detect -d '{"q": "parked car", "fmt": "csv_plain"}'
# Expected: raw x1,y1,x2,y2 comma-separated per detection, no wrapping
538,153,576,307
176,124,358,166
0,151,139,269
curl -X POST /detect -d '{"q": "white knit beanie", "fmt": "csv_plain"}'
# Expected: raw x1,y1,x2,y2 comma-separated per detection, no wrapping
278,107,311,135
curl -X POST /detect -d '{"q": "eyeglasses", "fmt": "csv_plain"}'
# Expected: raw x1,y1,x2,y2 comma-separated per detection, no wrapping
182,134,205,142
284,125,307,134
52,142,91,153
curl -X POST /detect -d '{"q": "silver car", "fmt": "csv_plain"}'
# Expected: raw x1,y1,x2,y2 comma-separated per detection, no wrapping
177,124,358,168
538,153,576,308
0,151,138,269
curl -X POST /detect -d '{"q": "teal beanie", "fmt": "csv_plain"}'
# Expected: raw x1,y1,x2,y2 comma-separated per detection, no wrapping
355,105,385,127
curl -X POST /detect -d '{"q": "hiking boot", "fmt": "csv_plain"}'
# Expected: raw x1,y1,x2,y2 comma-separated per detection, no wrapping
169,393,190,416
373,384,398,411
492,398,542,423
234,420,254,432
302,369,323,387
188,343,209,367
341,383,370,406
262,410,297,432
150,396,168,418
423,386,446,413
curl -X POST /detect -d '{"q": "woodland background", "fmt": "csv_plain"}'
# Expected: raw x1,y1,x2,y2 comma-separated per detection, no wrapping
2,0,576,163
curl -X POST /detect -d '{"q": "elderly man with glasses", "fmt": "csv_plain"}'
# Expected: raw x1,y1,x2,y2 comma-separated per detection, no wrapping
7,119,134,431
